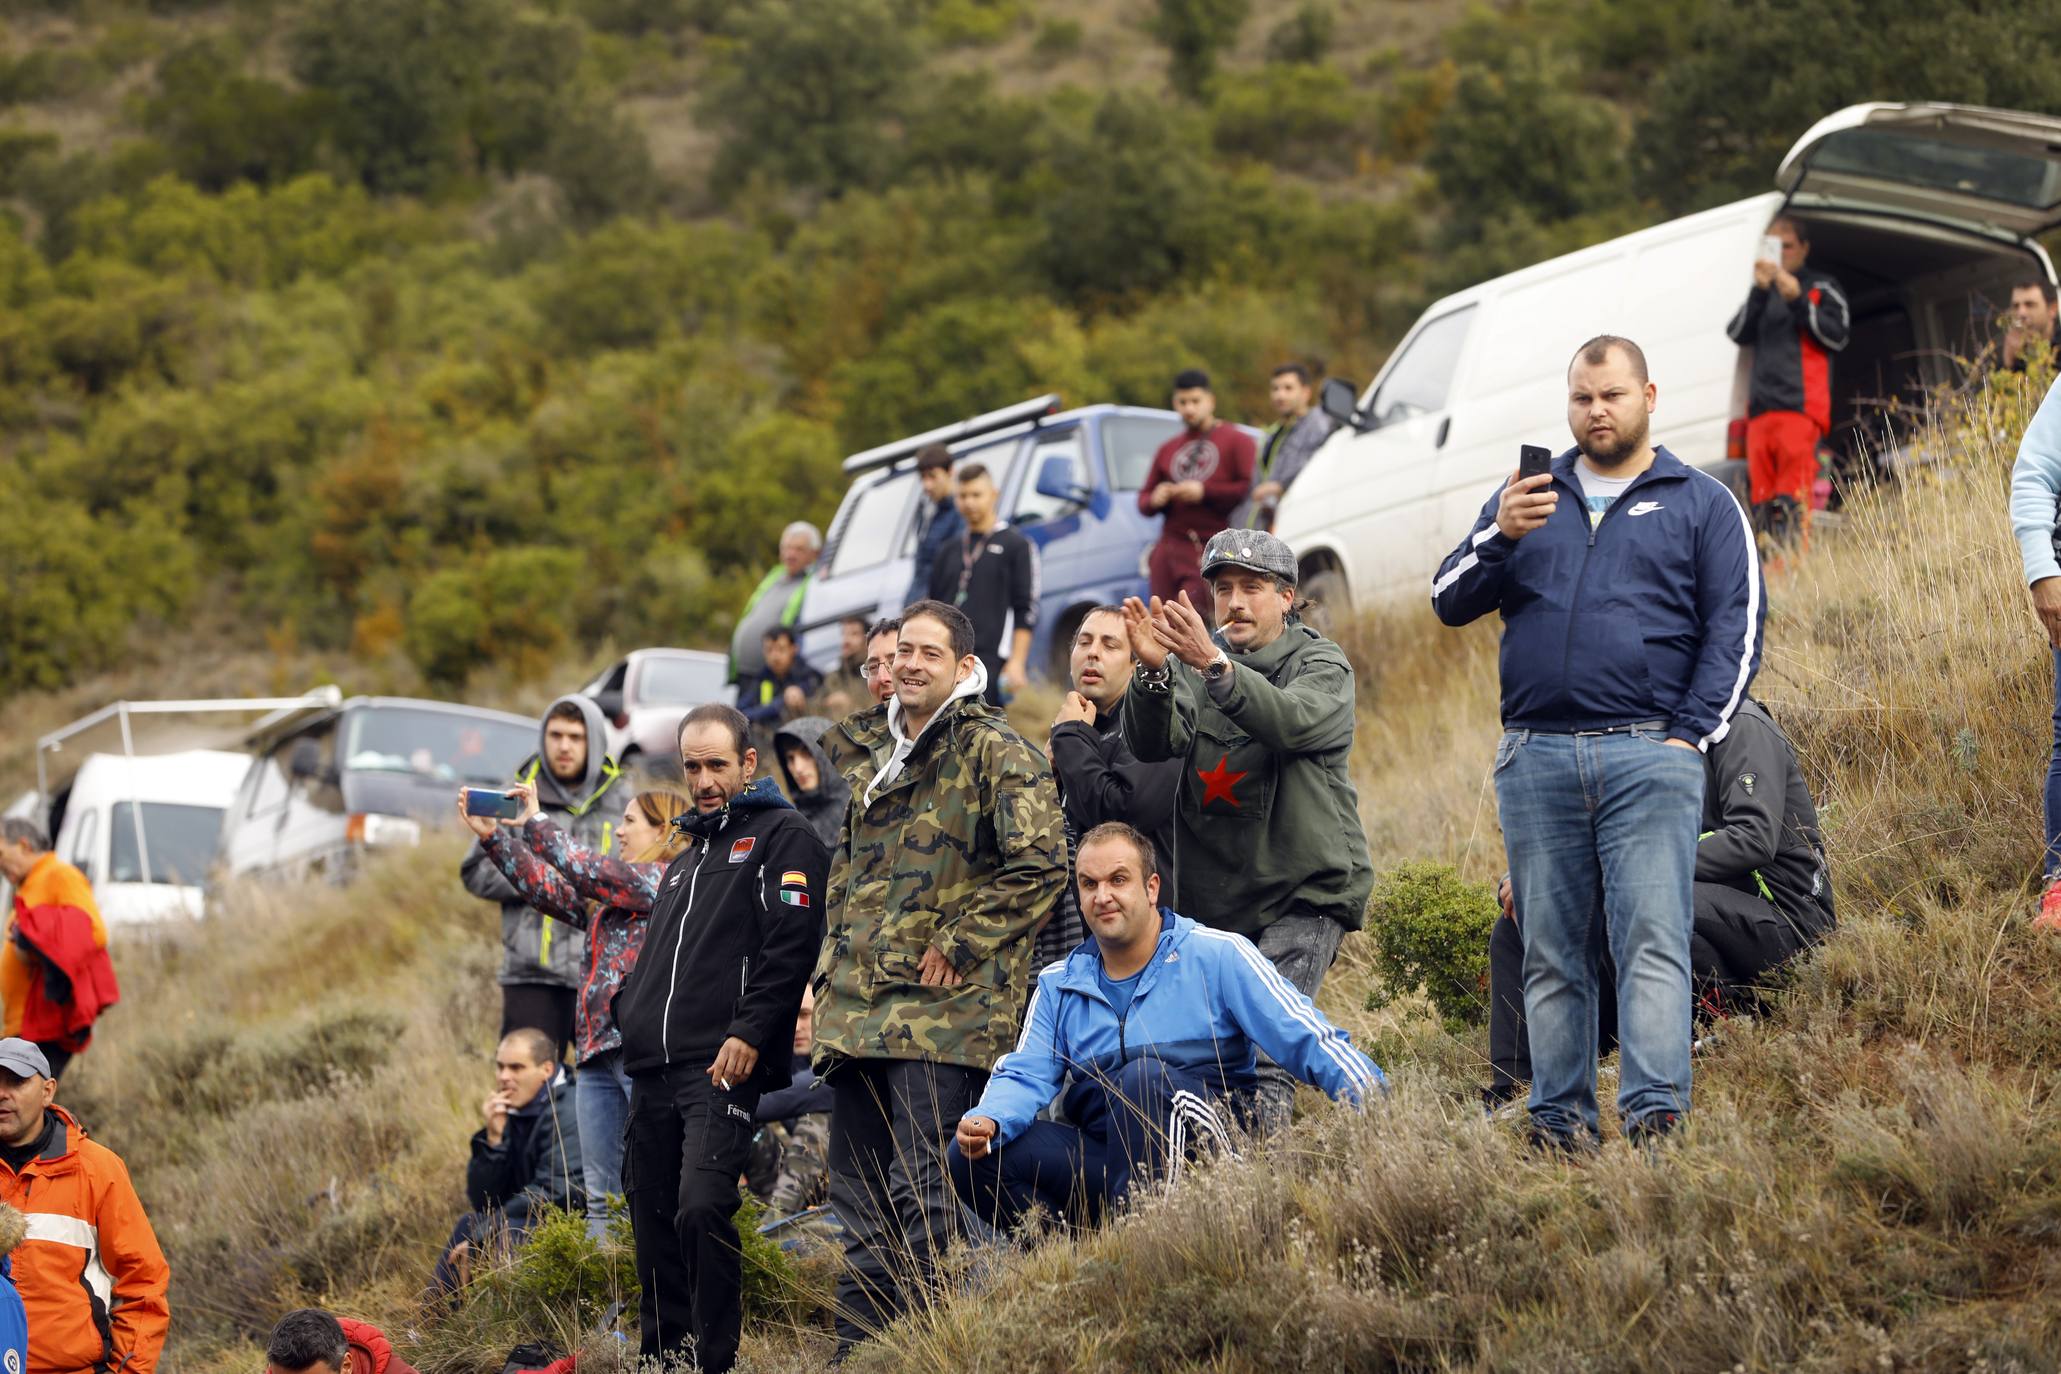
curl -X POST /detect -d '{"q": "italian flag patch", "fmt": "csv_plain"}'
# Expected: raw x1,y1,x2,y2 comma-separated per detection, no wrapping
780,889,810,908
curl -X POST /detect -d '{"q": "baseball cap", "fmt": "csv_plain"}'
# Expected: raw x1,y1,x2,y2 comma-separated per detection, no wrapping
1201,529,1298,588
0,1040,50,1080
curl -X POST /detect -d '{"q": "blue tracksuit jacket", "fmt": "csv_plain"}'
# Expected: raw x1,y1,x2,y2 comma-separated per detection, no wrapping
973,910,1386,1145
1431,445,1764,750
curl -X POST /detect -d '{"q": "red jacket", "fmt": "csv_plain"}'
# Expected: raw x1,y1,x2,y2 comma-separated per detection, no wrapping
10,897,119,1050
338,1319,419,1374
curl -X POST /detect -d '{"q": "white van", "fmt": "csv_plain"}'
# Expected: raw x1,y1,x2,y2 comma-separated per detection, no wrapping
45,750,250,928
1278,102,2061,610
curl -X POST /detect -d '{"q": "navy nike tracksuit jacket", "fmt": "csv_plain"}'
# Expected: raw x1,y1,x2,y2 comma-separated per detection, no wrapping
1431,446,1764,750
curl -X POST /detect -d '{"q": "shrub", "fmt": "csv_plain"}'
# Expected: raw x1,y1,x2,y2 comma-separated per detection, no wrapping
1210,62,1373,171
1264,0,1335,64
925,0,1025,48
142,40,330,191
404,545,584,685
1363,861,1498,1030
1150,0,1250,99
1032,18,1083,58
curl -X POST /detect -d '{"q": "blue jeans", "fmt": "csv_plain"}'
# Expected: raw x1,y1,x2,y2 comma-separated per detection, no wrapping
576,1048,636,1237
1494,727,1704,1139
2046,650,2061,880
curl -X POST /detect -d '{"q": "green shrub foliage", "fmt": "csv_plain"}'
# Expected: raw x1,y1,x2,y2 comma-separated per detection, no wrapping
1364,861,1499,1031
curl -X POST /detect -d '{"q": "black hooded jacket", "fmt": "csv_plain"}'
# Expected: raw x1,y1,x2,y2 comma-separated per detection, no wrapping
773,716,851,850
1697,698,1835,937
612,778,829,1086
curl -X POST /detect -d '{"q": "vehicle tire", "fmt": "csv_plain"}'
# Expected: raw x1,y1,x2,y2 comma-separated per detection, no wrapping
1299,568,1350,637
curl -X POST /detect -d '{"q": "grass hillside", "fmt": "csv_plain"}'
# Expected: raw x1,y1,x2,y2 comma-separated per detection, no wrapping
53,363,2061,1373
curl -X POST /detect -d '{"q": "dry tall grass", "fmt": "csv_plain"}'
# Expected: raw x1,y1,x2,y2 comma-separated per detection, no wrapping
48,368,2061,1373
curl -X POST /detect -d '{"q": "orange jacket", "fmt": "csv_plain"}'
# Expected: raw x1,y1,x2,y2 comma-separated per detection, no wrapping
0,1107,168,1374
4,856,106,1040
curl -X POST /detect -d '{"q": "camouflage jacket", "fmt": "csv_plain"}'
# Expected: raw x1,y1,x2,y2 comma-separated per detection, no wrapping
813,695,1068,1073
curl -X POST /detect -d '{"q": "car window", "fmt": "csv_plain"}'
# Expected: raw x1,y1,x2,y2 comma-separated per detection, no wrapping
828,470,917,577
342,706,532,785
249,726,328,817
635,655,728,706
110,802,224,886
69,809,96,876
1368,306,1476,425
1100,416,1182,491
1013,432,1087,527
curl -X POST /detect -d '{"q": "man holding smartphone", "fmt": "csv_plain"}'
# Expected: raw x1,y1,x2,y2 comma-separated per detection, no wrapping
1433,335,1763,1151
1725,215,1849,544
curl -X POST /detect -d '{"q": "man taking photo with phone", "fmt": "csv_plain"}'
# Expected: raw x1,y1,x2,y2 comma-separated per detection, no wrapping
1433,335,1763,1152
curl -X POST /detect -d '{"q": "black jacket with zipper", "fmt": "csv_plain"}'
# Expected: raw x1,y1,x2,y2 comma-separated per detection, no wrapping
1696,697,1836,937
612,778,829,1087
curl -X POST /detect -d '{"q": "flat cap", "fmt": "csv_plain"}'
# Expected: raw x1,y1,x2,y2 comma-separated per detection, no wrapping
1201,528,1298,587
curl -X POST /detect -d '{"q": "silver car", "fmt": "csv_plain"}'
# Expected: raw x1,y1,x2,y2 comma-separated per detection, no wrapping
580,648,731,775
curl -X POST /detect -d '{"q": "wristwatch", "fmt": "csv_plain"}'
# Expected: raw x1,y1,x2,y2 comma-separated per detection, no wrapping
1203,649,1233,684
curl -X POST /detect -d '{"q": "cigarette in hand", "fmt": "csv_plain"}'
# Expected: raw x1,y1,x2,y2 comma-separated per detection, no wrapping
717,1078,731,1091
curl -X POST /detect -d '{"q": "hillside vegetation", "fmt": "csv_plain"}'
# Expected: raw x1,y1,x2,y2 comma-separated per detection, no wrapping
55,364,2061,1373
6,0,2061,705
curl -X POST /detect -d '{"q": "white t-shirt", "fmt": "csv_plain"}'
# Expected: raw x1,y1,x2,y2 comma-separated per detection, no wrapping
1573,461,1637,530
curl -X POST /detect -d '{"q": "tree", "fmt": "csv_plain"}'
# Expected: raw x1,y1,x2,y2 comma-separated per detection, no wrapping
1151,0,1250,99
700,0,922,197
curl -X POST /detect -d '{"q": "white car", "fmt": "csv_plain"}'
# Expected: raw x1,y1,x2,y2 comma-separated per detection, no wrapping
580,648,731,774
1279,101,2061,612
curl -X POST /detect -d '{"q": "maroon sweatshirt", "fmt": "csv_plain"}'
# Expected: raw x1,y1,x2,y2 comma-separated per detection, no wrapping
1137,423,1256,545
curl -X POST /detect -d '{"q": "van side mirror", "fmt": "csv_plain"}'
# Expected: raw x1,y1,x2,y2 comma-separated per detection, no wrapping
1033,454,1091,507
1320,377,1371,434
287,738,332,785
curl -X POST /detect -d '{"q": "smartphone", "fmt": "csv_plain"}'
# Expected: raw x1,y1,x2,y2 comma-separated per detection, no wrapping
463,787,522,820
1518,445,1553,482
1757,233,1783,264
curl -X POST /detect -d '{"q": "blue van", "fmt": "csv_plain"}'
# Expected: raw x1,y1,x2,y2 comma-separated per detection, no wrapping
796,397,1262,682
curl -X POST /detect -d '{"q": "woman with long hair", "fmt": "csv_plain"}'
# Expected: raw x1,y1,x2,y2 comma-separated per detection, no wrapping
460,781,691,1238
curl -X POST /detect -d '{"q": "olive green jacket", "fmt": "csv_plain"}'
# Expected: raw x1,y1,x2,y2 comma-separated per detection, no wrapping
813,682,1069,1072
1124,621,1373,936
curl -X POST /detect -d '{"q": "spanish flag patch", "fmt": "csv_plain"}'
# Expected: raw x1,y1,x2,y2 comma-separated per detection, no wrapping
780,870,808,887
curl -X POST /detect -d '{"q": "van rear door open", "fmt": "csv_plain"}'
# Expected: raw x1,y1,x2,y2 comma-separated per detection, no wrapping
1779,103,2061,244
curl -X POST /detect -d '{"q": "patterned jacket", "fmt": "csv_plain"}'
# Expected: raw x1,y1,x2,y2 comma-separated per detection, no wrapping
480,816,664,1063
814,672,1069,1072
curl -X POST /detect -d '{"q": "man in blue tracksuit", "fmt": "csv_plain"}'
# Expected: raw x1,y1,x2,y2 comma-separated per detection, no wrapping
947,822,1383,1229
1432,334,1762,1149
2009,372,2061,930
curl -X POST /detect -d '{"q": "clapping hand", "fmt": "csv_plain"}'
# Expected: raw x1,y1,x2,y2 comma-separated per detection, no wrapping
1149,593,1219,671
1120,597,1169,671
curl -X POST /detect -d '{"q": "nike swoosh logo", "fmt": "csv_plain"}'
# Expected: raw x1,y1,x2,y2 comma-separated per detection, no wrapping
1627,501,1664,516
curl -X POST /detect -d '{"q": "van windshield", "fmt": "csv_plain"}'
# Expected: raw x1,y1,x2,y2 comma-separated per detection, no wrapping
108,802,224,886
341,707,534,785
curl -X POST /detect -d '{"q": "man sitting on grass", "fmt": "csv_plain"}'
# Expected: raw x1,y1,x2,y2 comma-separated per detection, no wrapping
947,823,1384,1233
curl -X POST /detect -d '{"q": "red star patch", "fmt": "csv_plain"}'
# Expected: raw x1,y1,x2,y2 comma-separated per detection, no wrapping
1197,754,1247,808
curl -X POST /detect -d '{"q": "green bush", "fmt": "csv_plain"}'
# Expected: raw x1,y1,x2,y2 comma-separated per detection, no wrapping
925,0,1025,47
142,39,330,190
1363,861,1498,1031
1211,62,1373,171
1032,17,1083,58
405,545,585,685
1264,0,1335,64
1151,0,1250,99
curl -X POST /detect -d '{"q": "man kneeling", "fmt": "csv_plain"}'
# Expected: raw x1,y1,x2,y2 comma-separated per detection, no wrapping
948,823,1384,1230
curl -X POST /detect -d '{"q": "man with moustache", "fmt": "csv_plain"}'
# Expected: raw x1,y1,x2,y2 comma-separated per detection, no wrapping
1121,529,1373,1131
610,704,828,1374
948,823,1383,1233
814,601,1067,1359
1433,335,1763,1152
1038,607,1183,975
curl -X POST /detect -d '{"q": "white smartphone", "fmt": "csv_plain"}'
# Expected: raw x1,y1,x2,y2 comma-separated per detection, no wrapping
1757,234,1783,265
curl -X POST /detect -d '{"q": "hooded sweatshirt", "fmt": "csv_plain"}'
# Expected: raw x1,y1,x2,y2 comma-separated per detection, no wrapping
773,716,852,850
461,694,624,989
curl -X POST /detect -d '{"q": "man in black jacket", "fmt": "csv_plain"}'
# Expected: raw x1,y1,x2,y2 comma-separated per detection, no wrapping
1038,605,1182,975
905,444,963,608
432,1028,583,1294
1485,697,1833,1107
929,463,1039,705
612,703,828,1374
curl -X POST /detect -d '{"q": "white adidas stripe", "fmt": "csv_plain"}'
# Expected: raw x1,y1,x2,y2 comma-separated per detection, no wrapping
1194,929,1379,1097
1690,466,1761,750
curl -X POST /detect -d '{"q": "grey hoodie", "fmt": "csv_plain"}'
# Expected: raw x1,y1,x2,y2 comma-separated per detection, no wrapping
461,693,624,988
773,715,852,850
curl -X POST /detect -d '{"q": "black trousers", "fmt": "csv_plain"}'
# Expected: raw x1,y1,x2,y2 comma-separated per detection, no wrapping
623,1067,761,1374
1487,881,1813,1099
826,1058,987,1353
501,983,576,1063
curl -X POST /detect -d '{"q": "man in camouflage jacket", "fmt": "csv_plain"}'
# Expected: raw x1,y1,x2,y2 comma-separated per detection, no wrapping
813,600,1067,1357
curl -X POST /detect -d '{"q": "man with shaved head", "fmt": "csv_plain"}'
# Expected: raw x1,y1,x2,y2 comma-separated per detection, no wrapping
1434,335,1763,1153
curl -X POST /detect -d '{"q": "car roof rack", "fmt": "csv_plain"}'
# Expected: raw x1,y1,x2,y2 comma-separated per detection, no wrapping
840,394,1063,476
33,687,346,799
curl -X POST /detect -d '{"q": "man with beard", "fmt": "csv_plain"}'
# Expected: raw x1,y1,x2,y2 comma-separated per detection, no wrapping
1433,335,1763,1152
814,601,1067,1360
1037,607,1182,978
1121,530,1373,1132
1138,369,1255,622
462,696,622,1060
1244,362,1336,531
611,705,827,1374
